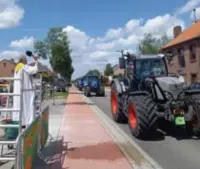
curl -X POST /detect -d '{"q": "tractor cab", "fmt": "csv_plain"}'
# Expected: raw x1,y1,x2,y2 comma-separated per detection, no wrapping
84,75,99,88
83,75,105,97
119,54,168,90
134,56,168,81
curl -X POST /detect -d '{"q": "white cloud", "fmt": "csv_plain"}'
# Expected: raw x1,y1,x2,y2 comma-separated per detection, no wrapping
190,6,200,20
177,0,200,14
63,26,89,51
10,36,36,49
0,0,24,29
0,50,22,62
125,19,142,33
142,14,185,38
63,14,184,79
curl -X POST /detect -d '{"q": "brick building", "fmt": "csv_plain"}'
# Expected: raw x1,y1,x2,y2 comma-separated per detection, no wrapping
0,59,16,78
113,64,124,76
161,21,200,84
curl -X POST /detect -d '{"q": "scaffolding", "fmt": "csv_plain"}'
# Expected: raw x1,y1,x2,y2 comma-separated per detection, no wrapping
0,70,43,169
33,74,43,116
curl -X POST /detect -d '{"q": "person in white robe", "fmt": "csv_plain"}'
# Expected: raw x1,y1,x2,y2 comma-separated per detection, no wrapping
12,55,39,127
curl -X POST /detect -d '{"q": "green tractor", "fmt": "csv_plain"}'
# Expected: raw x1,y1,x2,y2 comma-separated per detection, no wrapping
110,51,200,139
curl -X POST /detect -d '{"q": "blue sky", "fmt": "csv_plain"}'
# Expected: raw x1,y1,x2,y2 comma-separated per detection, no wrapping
0,0,200,78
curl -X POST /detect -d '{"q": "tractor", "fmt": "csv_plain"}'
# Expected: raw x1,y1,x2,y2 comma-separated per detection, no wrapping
83,75,105,97
110,51,200,139
77,78,84,91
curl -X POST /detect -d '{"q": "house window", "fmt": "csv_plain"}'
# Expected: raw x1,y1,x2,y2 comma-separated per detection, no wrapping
191,73,197,83
3,63,6,67
166,51,173,64
189,44,196,61
177,47,185,67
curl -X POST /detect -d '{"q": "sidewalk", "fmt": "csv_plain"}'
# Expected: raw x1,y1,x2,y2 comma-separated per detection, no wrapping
51,87,133,169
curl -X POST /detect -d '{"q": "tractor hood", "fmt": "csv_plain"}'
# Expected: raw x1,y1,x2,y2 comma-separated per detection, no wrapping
155,76,184,99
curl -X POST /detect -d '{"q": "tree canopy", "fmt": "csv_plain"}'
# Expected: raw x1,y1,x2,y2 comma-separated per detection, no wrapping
86,69,101,76
104,63,114,76
138,33,171,55
34,27,74,81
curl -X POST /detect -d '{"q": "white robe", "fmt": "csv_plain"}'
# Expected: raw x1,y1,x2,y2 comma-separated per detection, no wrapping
12,63,38,126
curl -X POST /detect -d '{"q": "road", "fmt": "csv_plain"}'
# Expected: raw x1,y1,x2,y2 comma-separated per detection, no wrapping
90,91,200,169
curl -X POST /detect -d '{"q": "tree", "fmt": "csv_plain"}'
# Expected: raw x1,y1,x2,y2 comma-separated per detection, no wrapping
86,69,101,76
159,34,171,46
34,40,48,59
138,33,160,55
138,33,171,55
34,27,74,81
104,63,113,76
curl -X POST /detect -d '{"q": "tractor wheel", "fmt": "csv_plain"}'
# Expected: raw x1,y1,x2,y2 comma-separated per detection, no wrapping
100,86,105,96
110,83,127,123
128,95,157,139
190,94,200,136
85,86,91,97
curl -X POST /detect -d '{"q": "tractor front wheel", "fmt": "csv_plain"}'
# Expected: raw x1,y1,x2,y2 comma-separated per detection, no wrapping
184,94,200,137
100,86,105,96
110,83,127,123
128,95,157,139
191,95,200,136
84,86,91,97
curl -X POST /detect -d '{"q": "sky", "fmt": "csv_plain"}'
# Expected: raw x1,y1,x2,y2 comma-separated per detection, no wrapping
0,0,200,79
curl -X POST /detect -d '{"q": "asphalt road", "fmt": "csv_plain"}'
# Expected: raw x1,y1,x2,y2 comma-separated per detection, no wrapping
89,91,200,169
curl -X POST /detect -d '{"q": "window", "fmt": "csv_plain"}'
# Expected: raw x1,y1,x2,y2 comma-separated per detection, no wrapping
3,63,6,67
189,44,196,61
135,58,167,79
177,47,185,67
191,73,197,83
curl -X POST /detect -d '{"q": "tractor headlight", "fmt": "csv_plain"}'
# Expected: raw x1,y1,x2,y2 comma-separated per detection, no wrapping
164,91,173,100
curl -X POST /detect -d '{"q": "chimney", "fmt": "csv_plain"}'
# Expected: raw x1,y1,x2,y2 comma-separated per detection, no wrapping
173,26,182,39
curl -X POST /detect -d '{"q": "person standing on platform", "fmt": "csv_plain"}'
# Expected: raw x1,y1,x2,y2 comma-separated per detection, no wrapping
12,54,39,128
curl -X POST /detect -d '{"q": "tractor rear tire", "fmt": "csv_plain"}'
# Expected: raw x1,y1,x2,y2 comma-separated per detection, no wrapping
100,86,105,96
84,86,91,97
128,95,157,139
110,83,127,123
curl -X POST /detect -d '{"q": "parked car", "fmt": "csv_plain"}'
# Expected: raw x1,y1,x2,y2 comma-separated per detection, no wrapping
54,85,66,92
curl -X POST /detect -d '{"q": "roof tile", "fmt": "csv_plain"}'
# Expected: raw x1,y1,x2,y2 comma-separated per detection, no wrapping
162,21,200,49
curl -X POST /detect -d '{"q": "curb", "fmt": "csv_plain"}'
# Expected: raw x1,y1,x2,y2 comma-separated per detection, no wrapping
81,93,164,169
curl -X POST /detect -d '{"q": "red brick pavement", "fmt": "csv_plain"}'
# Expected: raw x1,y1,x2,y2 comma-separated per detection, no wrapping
51,87,133,169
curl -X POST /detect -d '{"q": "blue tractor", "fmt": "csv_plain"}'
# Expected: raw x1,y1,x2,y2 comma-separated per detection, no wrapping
77,78,84,91
83,75,105,97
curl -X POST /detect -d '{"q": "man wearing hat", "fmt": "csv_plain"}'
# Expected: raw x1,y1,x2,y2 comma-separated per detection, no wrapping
12,54,39,128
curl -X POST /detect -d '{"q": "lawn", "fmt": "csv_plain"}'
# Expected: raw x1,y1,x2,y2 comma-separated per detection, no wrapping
45,91,68,99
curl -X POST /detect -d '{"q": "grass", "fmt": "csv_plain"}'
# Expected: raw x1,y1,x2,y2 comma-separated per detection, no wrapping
44,91,68,99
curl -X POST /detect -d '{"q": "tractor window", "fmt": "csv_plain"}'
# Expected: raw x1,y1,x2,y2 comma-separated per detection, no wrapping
135,59,167,79
87,76,98,82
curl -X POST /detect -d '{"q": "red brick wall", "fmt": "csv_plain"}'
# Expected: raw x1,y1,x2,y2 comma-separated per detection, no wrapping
0,60,15,77
165,38,200,84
